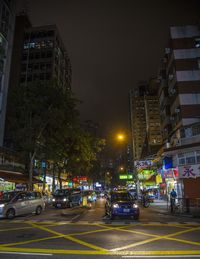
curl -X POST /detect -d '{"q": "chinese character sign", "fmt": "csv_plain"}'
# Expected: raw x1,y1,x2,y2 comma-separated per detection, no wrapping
179,164,200,178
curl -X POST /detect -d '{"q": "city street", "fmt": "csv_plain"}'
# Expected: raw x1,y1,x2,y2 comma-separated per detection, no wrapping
0,199,199,258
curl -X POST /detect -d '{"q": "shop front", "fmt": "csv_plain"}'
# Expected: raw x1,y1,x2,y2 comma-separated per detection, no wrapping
179,164,200,199
0,170,42,191
162,168,182,198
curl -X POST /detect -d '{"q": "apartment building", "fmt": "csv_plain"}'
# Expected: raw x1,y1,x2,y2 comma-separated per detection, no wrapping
4,13,72,147
130,80,162,161
129,82,147,161
0,0,15,146
157,25,200,199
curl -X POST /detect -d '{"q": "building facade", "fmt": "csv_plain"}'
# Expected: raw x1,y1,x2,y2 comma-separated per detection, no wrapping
157,25,200,199
130,80,162,161
0,0,15,146
4,13,72,147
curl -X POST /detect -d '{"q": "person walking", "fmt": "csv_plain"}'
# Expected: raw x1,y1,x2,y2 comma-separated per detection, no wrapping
170,188,177,213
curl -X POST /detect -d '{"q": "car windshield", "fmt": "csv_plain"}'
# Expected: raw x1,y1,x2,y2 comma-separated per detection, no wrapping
54,189,70,196
111,192,132,201
0,192,18,202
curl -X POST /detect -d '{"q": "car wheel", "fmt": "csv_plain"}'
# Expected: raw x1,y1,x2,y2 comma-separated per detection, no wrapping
35,206,42,215
109,212,115,220
6,208,15,219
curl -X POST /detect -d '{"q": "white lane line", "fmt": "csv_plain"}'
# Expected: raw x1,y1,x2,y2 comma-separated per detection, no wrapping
71,214,81,221
122,255,200,258
0,251,52,256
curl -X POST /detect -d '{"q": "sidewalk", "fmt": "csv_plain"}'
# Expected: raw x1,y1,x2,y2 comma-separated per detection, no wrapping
150,199,200,218
150,199,168,213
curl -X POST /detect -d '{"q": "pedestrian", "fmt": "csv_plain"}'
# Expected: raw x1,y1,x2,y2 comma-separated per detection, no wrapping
170,188,177,213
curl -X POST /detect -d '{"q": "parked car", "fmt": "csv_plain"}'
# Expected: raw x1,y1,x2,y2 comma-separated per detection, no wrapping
105,190,140,220
52,189,81,208
0,191,45,219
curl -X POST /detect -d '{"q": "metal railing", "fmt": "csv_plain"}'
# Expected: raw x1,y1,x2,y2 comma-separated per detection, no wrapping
167,197,200,217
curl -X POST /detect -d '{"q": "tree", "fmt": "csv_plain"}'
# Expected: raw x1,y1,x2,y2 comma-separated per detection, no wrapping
6,80,79,190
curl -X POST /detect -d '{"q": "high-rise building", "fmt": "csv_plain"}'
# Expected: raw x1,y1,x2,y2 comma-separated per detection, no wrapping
4,13,72,147
129,80,162,161
0,0,15,146
157,25,200,199
21,24,71,90
129,82,147,161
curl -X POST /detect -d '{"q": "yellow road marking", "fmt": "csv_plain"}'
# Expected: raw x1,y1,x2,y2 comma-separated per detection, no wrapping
0,220,199,255
28,222,108,252
116,226,200,246
111,226,200,251
0,226,33,232
1,235,61,247
0,246,200,255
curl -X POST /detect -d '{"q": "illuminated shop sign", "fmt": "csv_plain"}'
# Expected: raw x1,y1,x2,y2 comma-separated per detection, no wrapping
119,174,133,180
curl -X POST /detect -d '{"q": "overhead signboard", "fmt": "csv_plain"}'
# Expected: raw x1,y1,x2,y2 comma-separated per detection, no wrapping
134,160,153,169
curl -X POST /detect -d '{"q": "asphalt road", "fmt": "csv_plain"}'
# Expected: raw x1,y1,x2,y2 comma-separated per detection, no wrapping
0,198,199,258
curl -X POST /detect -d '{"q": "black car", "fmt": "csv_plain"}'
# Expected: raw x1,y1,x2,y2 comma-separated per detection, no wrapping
105,190,140,220
52,189,81,208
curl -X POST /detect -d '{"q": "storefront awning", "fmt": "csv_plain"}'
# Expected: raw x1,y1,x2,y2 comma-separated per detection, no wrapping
0,170,42,184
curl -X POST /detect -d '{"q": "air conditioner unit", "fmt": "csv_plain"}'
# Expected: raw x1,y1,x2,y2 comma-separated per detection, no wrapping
175,108,180,113
165,48,171,54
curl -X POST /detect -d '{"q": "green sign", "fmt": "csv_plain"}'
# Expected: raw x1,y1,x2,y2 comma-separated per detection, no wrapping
119,174,133,180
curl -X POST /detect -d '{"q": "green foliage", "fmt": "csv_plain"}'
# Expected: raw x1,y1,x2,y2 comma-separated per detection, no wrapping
7,79,106,186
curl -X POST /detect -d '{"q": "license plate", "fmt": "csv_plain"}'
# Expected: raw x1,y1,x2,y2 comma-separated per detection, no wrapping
57,204,61,208
123,209,130,213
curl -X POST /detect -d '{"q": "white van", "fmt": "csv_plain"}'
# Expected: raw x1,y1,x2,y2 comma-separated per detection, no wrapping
0,191,45,219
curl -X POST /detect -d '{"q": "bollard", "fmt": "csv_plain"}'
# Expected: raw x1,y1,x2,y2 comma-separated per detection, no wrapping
82,196,88,207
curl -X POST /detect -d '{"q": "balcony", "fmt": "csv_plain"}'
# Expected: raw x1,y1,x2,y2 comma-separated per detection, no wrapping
180,123,200,145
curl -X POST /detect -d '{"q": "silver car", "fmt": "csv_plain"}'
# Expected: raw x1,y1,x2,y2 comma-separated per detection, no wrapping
0,191,45,219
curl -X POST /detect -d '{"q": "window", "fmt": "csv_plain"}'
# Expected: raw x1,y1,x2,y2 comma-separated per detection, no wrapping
195,38,200,48
198,59,200,70
178,154,185,165
185,152,195,164
196,151,200,163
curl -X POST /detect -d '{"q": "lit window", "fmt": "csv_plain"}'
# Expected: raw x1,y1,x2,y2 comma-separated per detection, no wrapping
195,38,200,48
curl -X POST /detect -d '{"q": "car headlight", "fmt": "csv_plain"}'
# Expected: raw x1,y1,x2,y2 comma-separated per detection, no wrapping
113,203,119,208
88,196,91,199
0,204,5,208
63,198,67,202
52,198,55,202
133,204,138,208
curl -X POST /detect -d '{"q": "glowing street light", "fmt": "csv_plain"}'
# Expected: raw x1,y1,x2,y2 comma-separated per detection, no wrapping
116,133,125,142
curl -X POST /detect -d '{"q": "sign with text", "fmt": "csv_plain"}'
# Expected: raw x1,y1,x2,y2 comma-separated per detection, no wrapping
119,174,133,180
134,160,153,169
179,164,200,178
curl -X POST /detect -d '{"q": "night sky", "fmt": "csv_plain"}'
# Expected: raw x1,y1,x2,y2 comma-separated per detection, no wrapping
17,0,200,139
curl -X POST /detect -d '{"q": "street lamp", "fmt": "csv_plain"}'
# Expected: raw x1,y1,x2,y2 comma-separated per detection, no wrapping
116,133,125,142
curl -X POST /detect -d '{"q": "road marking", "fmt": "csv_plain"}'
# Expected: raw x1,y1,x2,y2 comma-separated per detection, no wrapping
0,226,33,232
111,226,200,251
0,235,61,247
0,251,52,256
122,256,200,258
28,222,108,252
0,247,200,256
0,247,110,255
2,220,200,225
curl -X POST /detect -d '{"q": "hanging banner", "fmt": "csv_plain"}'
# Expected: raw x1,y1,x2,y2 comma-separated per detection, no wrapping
179,164,200,178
